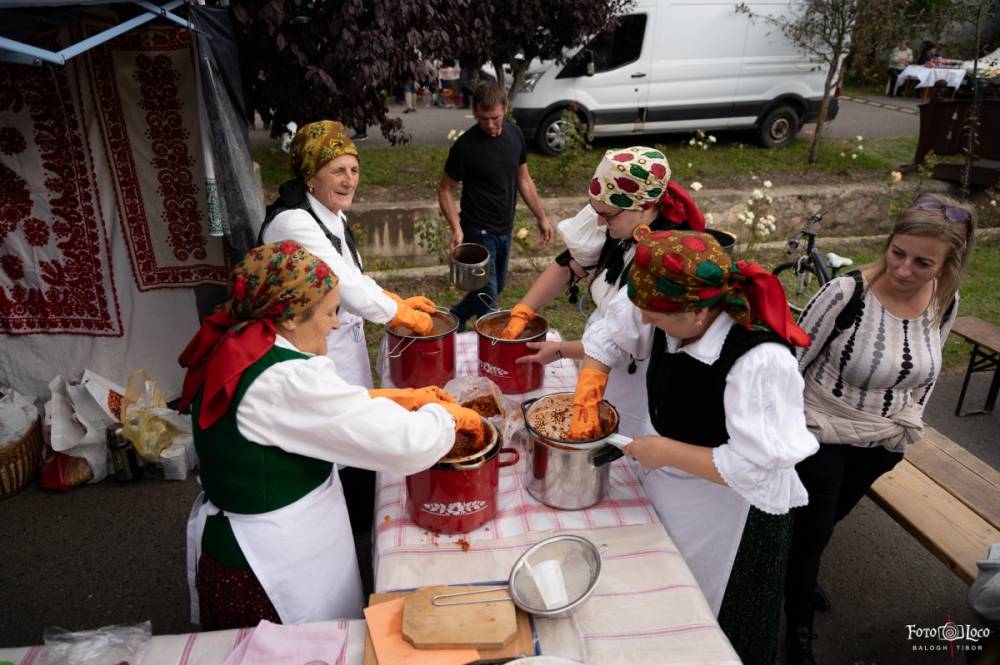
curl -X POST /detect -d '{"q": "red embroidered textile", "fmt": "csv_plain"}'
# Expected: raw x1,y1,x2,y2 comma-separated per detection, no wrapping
0,59,122,336
87,27,228,290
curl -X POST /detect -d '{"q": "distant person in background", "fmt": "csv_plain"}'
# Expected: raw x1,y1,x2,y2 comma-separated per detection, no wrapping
917,41,938,65
887,39,913,96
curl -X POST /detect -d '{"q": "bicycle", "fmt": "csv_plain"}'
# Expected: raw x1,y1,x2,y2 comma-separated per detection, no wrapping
771,208,855,316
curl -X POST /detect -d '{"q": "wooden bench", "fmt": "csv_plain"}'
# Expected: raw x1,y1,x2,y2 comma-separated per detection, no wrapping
950,316,1000,416
869,426,1000,584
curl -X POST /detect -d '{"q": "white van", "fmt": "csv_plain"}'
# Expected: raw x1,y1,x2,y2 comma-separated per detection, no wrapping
512,0,840,155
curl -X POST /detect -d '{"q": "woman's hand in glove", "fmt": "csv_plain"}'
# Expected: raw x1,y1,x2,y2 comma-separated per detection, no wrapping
385,290,437,314
442,403,485,447
369,386,456,411
390,301,434,336
499,303,535,340
567,368,609,441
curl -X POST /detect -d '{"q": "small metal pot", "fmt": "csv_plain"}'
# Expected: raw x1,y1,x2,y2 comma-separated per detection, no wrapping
451,243,491,291
521,393,621,510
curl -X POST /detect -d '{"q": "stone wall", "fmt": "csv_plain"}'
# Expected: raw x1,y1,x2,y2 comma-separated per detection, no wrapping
348,180,953,266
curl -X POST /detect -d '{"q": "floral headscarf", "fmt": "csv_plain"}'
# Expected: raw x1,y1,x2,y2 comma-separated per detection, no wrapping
290,120,360,181
179,241,339,428
627,228,810,347
589,147,670,211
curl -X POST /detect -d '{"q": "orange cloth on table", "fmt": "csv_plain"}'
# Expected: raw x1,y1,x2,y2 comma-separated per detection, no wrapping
568,368,609,441
369,386,456,411
391,301,434,336
364,597,479,665
442,403,485,447
499,303,535,340
385,290,438,314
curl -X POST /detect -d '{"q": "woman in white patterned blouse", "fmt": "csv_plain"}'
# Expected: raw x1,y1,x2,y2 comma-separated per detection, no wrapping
783,193,977,665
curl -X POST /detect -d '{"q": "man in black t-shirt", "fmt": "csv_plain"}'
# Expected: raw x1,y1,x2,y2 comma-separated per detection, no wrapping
438,82,552,330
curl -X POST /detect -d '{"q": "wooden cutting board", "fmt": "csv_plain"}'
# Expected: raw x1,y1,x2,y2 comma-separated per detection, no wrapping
402,585,517,650
363,589,535,665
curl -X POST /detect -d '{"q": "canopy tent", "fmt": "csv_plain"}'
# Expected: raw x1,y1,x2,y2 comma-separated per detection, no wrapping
0,0,192,66
0,1,261,400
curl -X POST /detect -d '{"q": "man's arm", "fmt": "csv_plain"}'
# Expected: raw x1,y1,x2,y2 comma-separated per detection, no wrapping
516,163,552,243
438,173,463,250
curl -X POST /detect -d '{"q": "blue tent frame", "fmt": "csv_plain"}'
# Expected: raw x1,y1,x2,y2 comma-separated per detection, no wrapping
0,0,193,65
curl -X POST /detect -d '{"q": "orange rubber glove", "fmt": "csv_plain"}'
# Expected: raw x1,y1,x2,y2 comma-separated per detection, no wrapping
567,368,609,441
389,301,434,336
384,290,437,314
442,403,485,448
369,386,456,411
499,303,535,340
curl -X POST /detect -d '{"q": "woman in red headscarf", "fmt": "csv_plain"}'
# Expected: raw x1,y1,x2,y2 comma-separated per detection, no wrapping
178,241,482,630
578,229,817,665
499,146,705,439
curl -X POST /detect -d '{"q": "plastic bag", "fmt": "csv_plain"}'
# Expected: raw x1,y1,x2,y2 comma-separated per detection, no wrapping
443,376,521,446
0,387,37,449
122,370,177,463
37,621,151,665
43,376,109,483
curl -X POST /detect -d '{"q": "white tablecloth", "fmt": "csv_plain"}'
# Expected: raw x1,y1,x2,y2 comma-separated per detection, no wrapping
373,331,740,664
896,64,966,92
0,621,367,665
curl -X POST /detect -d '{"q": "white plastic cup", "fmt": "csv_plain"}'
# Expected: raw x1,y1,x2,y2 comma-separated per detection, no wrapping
531,559,569,609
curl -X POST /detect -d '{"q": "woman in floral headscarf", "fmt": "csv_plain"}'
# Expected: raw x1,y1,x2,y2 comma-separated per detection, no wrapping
500,146,705,439
258,120,441,538
587,229,818,665
178,241,482,630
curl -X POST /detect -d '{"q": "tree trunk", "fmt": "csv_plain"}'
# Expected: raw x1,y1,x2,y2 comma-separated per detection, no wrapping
492,58,507,93
808,55,843,164
504,59,532,108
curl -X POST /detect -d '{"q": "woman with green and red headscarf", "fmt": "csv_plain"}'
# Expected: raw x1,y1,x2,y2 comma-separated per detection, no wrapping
499,146,706,439
572,228,817,665
178,241,482,631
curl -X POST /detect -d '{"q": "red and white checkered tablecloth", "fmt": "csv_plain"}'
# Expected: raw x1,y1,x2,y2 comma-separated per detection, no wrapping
374,330,658,558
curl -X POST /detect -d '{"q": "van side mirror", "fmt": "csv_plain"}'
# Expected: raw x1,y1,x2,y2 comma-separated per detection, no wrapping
584,49,595,77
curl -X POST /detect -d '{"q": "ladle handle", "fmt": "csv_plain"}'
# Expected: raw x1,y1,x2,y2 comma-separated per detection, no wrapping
431,587,514,607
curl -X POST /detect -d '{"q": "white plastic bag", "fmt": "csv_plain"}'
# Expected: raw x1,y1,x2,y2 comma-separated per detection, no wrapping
443,376,522,446
43,375,112,483
0,387,38,449
37,621,151,665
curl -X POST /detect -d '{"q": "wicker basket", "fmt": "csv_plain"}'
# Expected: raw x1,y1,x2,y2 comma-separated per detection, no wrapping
0,417,43,499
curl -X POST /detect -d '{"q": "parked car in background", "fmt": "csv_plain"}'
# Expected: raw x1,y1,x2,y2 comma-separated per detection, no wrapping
512,0,840,155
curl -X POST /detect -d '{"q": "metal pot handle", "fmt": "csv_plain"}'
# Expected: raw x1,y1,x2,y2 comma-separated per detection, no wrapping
387,336,415,358
477,292,499,311
499,447,520,468
472,267,487,277
590,445,624,468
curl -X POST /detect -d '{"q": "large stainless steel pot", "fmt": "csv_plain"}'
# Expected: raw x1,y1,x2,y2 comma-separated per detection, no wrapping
521,393,622,510
450,243,491,291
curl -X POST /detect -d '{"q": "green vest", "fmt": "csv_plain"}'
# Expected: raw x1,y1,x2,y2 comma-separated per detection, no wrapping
192,344,333,568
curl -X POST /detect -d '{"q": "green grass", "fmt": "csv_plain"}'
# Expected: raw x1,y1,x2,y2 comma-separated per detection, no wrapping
254,135,919,201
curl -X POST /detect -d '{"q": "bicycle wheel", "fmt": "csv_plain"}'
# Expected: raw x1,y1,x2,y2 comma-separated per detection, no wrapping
773,260,822,317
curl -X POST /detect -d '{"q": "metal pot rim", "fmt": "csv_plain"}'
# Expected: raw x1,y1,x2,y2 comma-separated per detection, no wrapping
434,418,499,469
475,310,548,344
522,392,619,448
451,243,491,266
387,309,459,342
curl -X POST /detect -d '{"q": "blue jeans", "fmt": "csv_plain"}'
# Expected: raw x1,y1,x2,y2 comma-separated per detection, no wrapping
450,223,511,329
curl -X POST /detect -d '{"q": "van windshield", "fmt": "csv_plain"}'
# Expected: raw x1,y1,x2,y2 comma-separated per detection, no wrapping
558,14,647,78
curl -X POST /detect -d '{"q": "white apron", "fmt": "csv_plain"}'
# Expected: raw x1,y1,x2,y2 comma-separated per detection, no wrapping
326,310,373,389
604,357,657,439
187,471,364,625
639,466,751,615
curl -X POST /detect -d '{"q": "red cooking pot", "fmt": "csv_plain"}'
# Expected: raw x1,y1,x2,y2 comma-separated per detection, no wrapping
387,310,458,388
405,420,520,534
475,310,548,394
